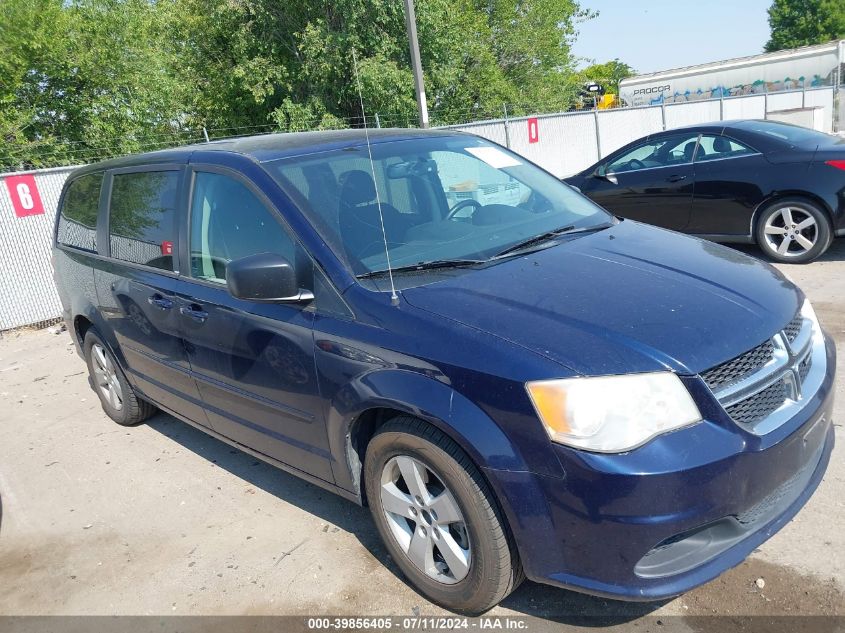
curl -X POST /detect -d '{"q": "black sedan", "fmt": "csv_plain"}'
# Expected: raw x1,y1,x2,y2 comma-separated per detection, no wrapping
565,120,845,263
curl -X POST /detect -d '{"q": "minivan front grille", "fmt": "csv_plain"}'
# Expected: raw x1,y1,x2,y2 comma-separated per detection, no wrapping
724,377,789,426
783,314,803,344
701,311,822,435
798,355,813,383
702,340,775,391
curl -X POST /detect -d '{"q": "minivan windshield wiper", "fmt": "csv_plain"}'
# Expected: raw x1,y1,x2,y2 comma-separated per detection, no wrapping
493,223,611,259
356,258,486,279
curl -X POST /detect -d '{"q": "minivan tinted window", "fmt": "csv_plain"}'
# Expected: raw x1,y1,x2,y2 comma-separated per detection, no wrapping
108,171,179,271
57,172,103,252
189,171,300,284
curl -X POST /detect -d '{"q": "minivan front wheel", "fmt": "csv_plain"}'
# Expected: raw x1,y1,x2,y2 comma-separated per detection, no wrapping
83,329,156,426
364,416,523,614
755,199,831,263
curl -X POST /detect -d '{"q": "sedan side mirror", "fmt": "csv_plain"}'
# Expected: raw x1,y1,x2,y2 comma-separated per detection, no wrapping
226,253,314,303
593,164,618,185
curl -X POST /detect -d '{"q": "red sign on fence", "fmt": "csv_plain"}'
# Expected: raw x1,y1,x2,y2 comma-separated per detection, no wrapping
527,117,539,144
4,174,45,218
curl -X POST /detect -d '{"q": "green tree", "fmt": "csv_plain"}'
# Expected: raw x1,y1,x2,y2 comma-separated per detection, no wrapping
171,0,593,129
579,59,635,95
765,0,845,52
0,0,187,170
0,0,69,168
1,0,596,168
478,0,596,112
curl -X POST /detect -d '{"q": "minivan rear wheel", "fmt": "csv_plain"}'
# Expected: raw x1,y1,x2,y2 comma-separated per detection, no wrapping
364,416,523,614
83,329,156,426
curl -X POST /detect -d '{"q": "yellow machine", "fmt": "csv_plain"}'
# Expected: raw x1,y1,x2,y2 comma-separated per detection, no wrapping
597,93,618,109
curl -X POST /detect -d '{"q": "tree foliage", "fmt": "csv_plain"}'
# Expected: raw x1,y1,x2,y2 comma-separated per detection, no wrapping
1,0,600,169
579,59,635,95
765,0,845,52
1,0,187,168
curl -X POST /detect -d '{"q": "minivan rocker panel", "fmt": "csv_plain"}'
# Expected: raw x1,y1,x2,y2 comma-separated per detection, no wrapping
52,129,835,614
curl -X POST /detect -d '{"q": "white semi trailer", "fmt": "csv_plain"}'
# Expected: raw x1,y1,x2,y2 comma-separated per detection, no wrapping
619,40,844,107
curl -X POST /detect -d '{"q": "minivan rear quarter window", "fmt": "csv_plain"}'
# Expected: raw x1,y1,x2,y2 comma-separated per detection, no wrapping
108,171,179,271
57,172,103,252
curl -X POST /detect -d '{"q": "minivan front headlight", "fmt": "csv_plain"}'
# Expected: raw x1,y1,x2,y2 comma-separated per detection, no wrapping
526,372,702,453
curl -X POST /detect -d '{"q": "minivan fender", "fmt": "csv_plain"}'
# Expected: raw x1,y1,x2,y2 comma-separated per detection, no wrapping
325,368,537,496
70,303,124,362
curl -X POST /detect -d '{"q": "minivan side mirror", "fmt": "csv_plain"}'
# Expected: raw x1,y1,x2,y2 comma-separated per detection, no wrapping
226,253,314,303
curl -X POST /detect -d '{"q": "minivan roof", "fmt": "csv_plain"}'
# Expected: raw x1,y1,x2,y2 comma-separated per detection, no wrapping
71,128,465,176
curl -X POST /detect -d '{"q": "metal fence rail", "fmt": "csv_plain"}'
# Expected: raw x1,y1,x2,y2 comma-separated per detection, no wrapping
449,86,836,178
0,86,837,330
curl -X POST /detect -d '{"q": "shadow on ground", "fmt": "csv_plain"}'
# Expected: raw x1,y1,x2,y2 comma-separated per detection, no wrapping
145,413,665,623
727,235,845,263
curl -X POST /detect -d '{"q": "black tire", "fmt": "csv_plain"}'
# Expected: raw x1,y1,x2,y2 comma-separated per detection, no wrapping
364,416,523,614
754,198,832,264
83,328,156,426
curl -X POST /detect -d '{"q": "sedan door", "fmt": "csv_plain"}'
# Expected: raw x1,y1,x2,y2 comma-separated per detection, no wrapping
686,134,767,238
176,166,333,483
580,133,699,231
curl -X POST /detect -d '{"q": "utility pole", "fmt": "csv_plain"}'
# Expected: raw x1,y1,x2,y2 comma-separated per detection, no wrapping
403,0,429,128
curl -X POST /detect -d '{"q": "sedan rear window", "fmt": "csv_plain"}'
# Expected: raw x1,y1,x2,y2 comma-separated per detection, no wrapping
737,121,833,147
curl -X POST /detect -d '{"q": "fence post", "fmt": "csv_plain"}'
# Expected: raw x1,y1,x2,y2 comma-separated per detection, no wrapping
764,84,769,120
719,93,724,121
503,104,511,148
661,101,667,130
594,109,602,160
834,40,843,132
202,127,210,143
375,113,381,129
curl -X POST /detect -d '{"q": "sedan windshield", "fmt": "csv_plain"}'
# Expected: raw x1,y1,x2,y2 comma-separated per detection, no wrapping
265,135,612,276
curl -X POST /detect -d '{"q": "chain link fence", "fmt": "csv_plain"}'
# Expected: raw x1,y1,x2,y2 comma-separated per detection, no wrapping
0,86,837,331
0,166,80,331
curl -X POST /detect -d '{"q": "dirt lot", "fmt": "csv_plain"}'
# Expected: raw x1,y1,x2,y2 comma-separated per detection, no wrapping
1,241,844,628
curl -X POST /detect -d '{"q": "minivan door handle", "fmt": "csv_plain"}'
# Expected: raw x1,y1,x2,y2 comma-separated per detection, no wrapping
147,294,173,310
180,304,209,323
666,174,687,183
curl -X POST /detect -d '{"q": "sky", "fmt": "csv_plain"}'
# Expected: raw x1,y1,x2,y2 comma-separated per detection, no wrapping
571,0,773,74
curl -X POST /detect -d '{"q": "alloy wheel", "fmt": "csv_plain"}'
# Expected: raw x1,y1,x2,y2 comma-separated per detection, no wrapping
380,455,471,584
91,343,123,411
763,207,819,258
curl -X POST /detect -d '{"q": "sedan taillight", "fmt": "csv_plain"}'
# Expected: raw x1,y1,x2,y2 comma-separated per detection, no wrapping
824,160,845,171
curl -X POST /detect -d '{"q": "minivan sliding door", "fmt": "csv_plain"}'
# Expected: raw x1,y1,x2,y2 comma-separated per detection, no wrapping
94,165,209,426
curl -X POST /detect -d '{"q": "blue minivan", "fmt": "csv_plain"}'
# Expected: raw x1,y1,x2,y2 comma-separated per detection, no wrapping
53,129,835,613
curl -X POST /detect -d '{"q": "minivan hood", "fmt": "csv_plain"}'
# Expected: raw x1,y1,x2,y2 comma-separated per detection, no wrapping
402,221,800,376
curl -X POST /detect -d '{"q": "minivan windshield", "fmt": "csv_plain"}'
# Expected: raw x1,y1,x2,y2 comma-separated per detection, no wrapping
266,136,612,277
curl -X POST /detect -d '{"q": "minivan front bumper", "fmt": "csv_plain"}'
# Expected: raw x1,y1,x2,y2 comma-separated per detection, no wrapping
488,335,836,601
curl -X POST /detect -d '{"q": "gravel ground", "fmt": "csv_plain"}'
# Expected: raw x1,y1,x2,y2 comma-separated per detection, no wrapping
0,241,843,629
